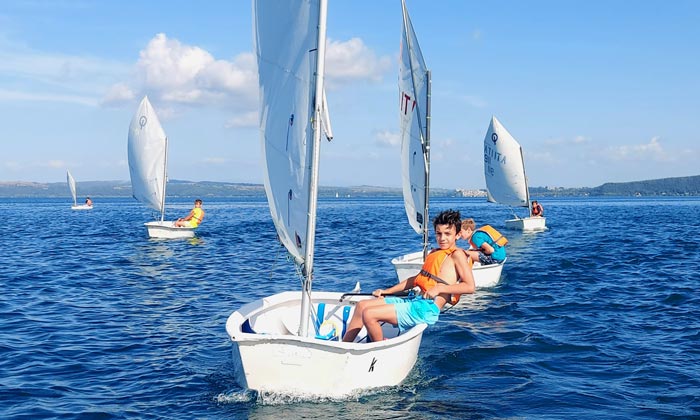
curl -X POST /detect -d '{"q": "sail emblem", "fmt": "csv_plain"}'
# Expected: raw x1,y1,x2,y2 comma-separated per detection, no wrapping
139,115,148,129
491,132,498,144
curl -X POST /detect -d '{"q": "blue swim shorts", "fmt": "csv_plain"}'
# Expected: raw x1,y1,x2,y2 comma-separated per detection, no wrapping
384,296,440,333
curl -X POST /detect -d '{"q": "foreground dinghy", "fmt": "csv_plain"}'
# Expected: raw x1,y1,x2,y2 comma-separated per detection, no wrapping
391,0,503,287
225,0,425,397
127,96,195,239
483,116,547,232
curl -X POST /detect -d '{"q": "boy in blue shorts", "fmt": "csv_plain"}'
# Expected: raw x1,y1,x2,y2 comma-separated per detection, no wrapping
342,209,475,343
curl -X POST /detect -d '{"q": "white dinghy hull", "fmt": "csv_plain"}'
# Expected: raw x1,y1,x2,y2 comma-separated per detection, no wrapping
144,221,195,239
226,291,426,397
392,251,504,289
71,205,93,211
505,216,547,232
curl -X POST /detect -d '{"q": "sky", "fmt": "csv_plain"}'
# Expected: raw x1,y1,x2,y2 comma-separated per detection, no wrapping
1,1,699,189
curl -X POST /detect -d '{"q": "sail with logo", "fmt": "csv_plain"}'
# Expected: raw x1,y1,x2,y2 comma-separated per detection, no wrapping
484,116,546,231
127,96,196,239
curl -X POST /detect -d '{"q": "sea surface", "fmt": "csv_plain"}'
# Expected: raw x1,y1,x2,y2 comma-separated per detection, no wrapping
1,196,699,419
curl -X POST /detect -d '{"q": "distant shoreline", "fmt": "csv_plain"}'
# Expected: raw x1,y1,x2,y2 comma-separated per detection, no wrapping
1,175,699,198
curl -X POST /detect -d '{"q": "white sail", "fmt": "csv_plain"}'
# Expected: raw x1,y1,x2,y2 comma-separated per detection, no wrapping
483,116,529,208
127,96,168,217
255,0,325,266
66,170,77,206
226,0,427,398
399,0,430,238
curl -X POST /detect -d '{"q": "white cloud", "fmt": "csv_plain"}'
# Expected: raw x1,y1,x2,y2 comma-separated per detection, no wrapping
375,130,400,147
103,33,258,109
604,136,669,161
225,111,258,129
202,157,227,164
46,160,67,168
325,37,392,86
101,83,134,104
0,39,129,100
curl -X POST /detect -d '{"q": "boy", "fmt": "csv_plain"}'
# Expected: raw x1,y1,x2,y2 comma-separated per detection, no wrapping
342,209,474,342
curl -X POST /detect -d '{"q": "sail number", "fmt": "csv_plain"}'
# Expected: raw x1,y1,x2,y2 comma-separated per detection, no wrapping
484,143,506,176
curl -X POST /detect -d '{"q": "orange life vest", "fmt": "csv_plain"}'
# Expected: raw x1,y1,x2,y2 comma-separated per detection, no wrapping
532,203,543,216
469,225,508,248
414,246,470,305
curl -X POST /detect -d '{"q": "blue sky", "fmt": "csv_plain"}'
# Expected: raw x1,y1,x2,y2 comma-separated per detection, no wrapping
1,0,699,189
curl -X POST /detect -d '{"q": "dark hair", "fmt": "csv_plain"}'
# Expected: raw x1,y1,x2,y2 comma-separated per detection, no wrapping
194,199,203,204
433,209,461,233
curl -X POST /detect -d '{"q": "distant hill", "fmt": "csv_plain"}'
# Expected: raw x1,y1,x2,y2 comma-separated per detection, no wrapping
530,175,700,197
1,175,699,198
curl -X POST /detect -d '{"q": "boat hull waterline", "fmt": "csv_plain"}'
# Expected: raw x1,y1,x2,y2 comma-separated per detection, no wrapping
505,216,547,232
144,221,195,239
226,291,426,397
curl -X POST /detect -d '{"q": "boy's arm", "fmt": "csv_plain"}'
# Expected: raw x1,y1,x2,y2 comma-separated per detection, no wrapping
375,276,416,297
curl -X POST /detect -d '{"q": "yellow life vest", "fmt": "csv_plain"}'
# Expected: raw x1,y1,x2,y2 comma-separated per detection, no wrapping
190,207,204,228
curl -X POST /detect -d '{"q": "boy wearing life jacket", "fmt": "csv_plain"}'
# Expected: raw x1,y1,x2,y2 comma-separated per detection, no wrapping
342,209,475,343
531,200,544,217
175,199,205,228
459,218,507,265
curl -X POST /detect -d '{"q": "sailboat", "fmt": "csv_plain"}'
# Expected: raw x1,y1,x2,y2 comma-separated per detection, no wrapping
225,0,425,397
390,0,504,289
66,170,93,210
127,96,195,239
484,116,547,231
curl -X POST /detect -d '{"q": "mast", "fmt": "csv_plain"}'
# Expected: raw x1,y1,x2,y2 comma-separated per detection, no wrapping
299,0,327,337
402,0,430,259
161,136,168,222
422,69,431,259
520,146,531,216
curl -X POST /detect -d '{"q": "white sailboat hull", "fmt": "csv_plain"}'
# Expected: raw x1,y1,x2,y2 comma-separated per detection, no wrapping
144,221,196,239
71,205,93,211
391,251,504,289
505,216,547,232
226,291,426,397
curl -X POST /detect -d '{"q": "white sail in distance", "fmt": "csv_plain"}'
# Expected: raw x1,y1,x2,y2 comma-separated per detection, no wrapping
127,96,168,216
399,0,430,236
483,116,529,208
66,170,77,206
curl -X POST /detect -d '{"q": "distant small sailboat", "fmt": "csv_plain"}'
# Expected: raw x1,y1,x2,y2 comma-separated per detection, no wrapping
390,0,503,288
66,170,92,210
484,116,547,231
127,96,195,239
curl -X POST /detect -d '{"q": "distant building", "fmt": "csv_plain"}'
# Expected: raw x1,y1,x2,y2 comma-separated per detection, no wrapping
455,188,487,198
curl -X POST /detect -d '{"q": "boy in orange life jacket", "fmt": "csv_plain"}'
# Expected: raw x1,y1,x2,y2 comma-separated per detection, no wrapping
531,200,544,217
459,218,507,265
341,209,475,343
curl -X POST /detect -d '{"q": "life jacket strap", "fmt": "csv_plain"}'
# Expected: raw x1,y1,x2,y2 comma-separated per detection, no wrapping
418,269,450,286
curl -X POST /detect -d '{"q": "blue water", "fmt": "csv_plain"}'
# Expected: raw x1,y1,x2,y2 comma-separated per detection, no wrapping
1,196,699,419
